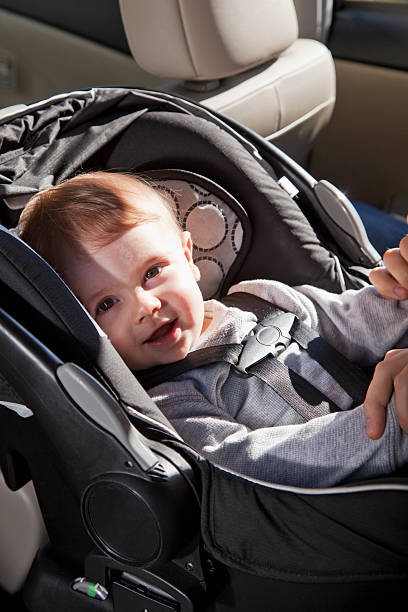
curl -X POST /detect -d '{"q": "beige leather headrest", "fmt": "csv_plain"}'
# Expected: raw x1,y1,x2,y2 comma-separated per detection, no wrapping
119,0,299,80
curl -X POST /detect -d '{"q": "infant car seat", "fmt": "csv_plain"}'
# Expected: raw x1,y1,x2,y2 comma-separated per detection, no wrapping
0,87,407,612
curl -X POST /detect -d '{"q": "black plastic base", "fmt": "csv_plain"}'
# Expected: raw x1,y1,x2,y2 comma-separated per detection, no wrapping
22,548,113,612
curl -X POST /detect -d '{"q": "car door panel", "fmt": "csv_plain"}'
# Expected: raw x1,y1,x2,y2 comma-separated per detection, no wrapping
310,1,408,212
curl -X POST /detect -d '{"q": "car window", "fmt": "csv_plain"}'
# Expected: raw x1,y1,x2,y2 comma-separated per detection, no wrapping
347,0,408,4
0,0,130,54
330,0,408,69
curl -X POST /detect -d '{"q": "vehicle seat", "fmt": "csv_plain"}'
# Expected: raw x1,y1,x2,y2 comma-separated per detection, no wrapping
118,0,336,166
0,466,47,593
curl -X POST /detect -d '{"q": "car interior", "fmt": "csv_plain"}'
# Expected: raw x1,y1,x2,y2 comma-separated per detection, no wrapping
0,0,407,216
0,1,407,610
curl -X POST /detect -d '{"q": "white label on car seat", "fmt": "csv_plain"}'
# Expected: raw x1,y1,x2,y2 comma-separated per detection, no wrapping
0,402,33,418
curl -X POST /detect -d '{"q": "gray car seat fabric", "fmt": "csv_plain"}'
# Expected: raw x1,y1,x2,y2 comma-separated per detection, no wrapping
118,0,336,166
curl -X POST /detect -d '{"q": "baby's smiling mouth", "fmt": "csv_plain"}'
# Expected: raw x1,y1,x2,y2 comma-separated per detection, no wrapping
144,320,177,344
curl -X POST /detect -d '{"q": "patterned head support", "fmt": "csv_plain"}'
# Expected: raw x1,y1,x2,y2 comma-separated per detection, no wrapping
150,171,249,299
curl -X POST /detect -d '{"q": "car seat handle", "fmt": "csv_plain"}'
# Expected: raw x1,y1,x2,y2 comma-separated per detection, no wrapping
56,362,159,472
0,307,200,567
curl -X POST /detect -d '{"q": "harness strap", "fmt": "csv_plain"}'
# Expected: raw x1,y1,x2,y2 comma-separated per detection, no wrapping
137,292,370,414
138,342,338,417
250,358,339,418
226,292,370,406
137,344,242,389
290,319,370,406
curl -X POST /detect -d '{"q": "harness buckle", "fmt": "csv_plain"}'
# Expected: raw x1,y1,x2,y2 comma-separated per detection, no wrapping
235,312,297,374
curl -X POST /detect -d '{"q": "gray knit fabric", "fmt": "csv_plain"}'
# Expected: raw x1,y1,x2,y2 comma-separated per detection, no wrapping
149,281,408,488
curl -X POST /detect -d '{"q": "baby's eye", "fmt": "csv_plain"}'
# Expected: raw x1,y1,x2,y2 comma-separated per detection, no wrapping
96,297,118,313
145,266,162,281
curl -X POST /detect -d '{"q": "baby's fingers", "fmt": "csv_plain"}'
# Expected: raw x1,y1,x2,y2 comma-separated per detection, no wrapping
364,360,393,439
394,363,408,434
399,232,408,263
369,265,408,300
383,247,408,291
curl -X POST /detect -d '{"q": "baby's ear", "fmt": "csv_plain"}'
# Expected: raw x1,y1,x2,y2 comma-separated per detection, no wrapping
181,231,193,261
181,231,200,281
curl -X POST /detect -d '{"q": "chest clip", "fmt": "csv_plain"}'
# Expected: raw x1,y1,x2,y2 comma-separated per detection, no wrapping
235,312,297,374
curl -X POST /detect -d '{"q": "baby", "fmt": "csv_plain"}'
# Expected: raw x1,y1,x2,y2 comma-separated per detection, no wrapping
17,171,408,488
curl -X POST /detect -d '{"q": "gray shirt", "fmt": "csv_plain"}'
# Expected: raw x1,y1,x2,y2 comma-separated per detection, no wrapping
149,281,408,487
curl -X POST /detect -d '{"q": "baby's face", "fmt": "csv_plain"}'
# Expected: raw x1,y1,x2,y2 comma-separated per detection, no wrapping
63,219,204,370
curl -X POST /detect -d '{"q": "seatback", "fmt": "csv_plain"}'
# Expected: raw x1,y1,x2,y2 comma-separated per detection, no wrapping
118,0,336,166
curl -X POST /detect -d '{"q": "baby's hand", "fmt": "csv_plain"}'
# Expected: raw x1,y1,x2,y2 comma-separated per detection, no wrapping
364,348,408,439
369,223,408,300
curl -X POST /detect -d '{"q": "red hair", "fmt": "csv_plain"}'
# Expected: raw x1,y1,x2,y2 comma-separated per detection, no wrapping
17,171,179,274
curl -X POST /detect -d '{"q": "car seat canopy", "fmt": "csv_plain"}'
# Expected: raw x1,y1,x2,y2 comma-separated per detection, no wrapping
1,88,352,294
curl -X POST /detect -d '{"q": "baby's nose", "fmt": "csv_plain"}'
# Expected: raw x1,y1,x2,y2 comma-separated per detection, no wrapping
134,289,160,321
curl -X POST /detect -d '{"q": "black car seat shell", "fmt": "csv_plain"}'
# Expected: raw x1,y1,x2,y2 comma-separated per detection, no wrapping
0,87,407,612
